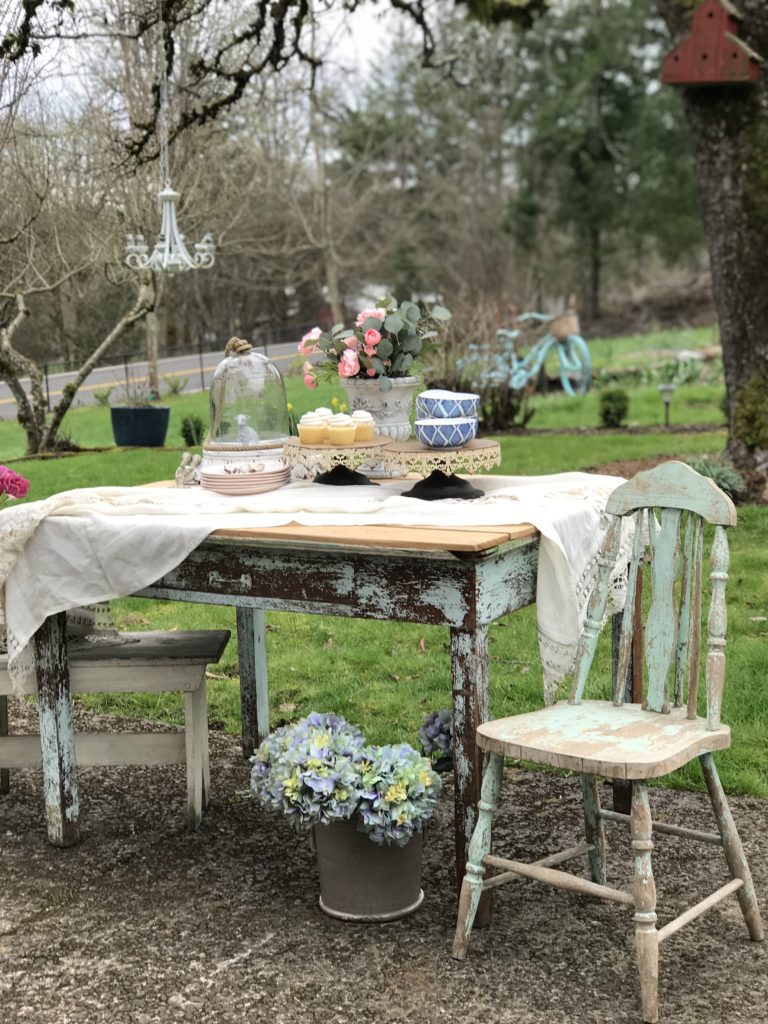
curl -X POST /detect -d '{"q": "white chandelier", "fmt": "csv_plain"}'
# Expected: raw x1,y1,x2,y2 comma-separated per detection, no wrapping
125,4,215,275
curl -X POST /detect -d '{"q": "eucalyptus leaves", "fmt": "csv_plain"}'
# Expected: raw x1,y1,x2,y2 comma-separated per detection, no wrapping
250,712,441,846
299,296,451,392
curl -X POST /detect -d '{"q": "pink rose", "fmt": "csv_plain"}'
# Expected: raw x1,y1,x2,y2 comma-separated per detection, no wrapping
338,349,360,378
303,362,318,389
355,307,386,328
364,328,381,348
366,368,377,377
0,466,30,500
345,335,361,350
298,326,322,356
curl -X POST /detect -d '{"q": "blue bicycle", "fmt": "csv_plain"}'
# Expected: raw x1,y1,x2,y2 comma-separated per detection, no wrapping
496,310,592,396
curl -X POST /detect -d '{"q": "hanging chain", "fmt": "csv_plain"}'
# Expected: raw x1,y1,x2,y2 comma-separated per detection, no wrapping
157,0,171,188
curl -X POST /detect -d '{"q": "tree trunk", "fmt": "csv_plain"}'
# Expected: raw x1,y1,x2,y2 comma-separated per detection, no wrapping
656,0,768,499
146,310,160,400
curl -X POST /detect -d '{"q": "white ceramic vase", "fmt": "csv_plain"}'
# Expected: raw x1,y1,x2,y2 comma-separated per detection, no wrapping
339,375,420,441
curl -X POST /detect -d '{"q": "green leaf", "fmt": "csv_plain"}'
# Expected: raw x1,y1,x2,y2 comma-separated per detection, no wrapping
337,330,355,340
430,305,452,322
331,322,346,335
400,336,421,355
378,376,393,392
383,314,404,334
371,357,387,374
376,338,394,359
401,353,414,370
403,303,421,324
362,317,383,332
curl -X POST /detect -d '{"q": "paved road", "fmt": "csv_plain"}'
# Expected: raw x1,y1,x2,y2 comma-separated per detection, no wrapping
0,342,300,418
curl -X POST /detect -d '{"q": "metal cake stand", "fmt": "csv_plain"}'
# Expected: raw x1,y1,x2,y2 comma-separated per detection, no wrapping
381,439,502,500
283,436,393,485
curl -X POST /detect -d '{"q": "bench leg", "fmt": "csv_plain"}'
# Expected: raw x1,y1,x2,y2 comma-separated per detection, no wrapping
184,679,209,829
34,612,80,846
0,695,8,794
236,607,269,758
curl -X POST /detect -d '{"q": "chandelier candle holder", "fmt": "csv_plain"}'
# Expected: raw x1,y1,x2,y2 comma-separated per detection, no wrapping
124,2,215,275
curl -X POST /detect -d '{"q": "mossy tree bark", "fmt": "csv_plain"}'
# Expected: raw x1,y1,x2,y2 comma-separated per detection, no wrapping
656,0,768,499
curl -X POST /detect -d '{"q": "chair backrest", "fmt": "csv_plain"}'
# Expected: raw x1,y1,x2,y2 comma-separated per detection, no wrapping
569,462,736,729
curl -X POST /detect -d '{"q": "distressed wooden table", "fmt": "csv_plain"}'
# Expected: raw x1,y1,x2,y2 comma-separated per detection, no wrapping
32,517,539,898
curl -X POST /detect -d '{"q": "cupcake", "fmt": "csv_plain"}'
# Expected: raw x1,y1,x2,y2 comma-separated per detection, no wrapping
351,410,375,442
313,407,334,424
327,412,356,445
298,411,327,445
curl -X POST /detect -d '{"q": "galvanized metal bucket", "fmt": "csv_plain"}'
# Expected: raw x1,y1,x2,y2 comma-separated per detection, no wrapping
311,820,424,922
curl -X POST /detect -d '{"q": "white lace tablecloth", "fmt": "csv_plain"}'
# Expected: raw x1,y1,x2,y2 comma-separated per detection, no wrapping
0,473,630,701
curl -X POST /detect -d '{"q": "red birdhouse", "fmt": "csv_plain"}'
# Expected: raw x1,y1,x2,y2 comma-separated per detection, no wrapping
662,0,762,87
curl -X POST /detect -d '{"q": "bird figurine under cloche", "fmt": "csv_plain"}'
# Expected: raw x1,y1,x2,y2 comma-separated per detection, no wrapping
199,337,292,494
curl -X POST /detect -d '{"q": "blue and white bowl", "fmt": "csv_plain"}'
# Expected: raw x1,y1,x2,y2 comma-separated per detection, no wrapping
416,389,479,421
414,417,478,449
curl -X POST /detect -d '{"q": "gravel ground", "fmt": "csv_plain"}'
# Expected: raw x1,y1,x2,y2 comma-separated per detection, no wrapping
1,700,766,1024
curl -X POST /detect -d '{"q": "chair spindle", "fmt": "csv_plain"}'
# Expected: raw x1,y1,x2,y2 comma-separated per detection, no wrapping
644,508,681,713
613,510,645,705
706,525,729,730
686,519,704,720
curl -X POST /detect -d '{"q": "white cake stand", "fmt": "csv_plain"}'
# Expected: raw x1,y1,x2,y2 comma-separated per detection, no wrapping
283,436,393,485
380,439,501,499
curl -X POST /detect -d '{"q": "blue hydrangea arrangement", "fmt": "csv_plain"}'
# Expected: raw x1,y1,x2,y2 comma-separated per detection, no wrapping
250,712,441,846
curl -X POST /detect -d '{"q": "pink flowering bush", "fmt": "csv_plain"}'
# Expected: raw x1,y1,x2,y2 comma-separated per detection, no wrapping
0,466,30,509
299,295,451,392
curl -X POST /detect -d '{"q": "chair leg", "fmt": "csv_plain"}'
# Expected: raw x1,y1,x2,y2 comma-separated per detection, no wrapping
631,781,659,1024
452,752,503,961
581,773,606,884
700,752,764,942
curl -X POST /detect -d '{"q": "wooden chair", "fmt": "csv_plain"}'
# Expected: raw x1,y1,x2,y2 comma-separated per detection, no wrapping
452,462,763,1023
0,629,230,828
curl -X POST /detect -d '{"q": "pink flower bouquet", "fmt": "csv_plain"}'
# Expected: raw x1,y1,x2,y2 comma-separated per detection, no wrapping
0,466,29,510
299,296,451,392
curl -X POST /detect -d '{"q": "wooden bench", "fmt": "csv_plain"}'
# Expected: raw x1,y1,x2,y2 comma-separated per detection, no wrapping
0,629,230,828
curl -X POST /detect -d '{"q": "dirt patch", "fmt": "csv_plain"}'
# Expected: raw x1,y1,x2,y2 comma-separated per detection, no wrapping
586,455,675,479
1,700,766,1024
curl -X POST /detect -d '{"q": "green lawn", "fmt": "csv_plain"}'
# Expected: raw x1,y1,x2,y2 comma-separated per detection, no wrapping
2,325,766,799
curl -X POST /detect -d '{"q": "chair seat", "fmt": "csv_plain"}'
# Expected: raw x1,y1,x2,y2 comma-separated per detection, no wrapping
477,701,730,779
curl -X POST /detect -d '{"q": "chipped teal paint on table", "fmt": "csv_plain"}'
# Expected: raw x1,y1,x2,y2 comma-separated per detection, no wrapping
32,520,540,898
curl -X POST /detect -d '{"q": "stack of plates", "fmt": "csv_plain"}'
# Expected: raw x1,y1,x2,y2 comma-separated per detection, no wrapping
201,464,291,495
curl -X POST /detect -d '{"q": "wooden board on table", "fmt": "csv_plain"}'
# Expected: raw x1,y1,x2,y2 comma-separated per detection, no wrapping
141,480,538,553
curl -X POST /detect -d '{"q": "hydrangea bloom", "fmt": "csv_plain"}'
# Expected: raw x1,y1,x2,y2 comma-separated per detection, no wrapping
418,708,452,759
250,713,365,830
356,743,441,846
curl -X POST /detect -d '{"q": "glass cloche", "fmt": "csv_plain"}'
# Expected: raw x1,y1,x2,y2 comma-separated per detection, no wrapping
206,337,290,451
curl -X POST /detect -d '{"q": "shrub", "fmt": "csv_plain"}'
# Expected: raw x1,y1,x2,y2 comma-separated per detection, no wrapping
599,387,629,428
733,372,768,449
93,386,114,407
163,374,188,396
686,457,746,500
180,414,206,447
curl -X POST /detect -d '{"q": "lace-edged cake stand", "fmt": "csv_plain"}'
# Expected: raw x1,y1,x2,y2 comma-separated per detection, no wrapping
381,439,501,500
283,436,393,486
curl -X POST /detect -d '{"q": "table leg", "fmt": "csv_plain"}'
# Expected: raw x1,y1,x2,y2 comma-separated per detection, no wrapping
0,696,9,794
451,625,492,926
34,612,80,846
236,606,269,758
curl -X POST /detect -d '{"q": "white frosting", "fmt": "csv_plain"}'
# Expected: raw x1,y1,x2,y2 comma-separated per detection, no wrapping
313,407,334,420
351,410,374,423
300,412,324,425
330,413,353,426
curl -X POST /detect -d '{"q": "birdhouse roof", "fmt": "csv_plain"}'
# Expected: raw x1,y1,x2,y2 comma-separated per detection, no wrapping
719,0,743,19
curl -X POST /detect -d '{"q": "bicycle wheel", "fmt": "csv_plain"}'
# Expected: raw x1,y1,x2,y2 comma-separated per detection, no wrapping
558,335,591,396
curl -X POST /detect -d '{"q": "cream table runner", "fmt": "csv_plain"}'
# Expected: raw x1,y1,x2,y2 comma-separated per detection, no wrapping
0,473,630,701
